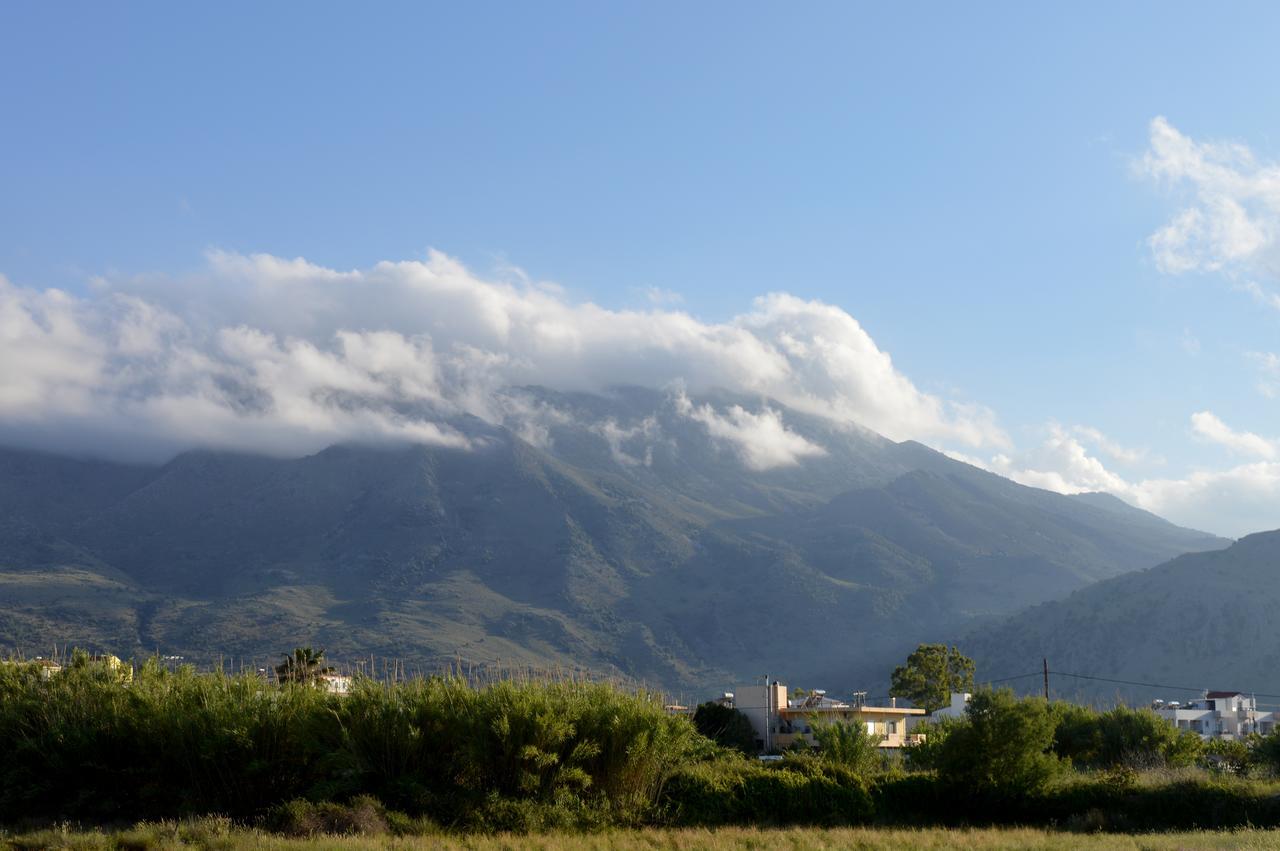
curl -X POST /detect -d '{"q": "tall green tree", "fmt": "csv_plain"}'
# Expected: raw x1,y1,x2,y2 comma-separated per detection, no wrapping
924,688,1061,797
274,646,334,685
692,701,757,754
889,644,975,713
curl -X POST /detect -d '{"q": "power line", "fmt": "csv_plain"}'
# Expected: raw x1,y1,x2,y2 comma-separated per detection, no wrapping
978,671,1042,685
1049,670,1280,700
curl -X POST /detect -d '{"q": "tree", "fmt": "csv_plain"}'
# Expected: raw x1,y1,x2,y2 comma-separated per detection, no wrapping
692,702,757,754
810,719,884,776
889,644,975,713
1050,702,1203,769
1250,730,1280,774
927,688,1061,798
274,646,334,685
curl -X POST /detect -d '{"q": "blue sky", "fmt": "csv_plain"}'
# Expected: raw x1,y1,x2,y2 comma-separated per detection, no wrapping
3,2,1280,535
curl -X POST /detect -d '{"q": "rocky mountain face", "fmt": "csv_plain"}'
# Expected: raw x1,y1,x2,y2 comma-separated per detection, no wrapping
0,387,1227,693
961,531,1280,703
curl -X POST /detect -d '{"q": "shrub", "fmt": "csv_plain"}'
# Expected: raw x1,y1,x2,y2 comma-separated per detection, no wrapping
263,795,389,837
809,718,884,776
658,758,873,827
0,658,698,829
1251,731,1280,774
924,688,1061,799
1203,736,1252,773
1051,703,1203,769
692,701,756,754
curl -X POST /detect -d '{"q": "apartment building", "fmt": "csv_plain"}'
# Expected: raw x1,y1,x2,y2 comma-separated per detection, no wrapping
730,681,924,751
1153,691,1276,740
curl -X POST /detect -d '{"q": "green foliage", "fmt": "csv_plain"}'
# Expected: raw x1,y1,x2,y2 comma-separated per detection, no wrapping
17,653,1280,834
659,758,873,827
810,718,884,776
922,688,1061,798
889,644,974,713
263,795,391,837
0,659,698,828
1250,731,1280,774
274,646,334,685
902,715,958,773
1202,736,1252,773
0,430,1225,702
1050,703,1203,769
691,702,756,754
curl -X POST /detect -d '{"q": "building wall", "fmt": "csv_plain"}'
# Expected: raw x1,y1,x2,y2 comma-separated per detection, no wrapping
733,683,788,750
776,707,923,749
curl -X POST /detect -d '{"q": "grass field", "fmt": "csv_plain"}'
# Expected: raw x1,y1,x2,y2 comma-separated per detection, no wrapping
8,825,1280,850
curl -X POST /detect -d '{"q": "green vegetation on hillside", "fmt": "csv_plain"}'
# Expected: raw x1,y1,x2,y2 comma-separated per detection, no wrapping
0,387,1228,692
964,531,1280,702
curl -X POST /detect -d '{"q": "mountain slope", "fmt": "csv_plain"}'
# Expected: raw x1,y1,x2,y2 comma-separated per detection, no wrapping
0,389,1228,691
962,531,1280,702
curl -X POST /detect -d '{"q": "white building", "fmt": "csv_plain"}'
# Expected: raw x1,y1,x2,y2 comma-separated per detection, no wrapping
1152,691,1276,740
931,691,970,721
320,673,353,695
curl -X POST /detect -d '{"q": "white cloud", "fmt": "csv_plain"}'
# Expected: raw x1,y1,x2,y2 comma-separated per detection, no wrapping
1071,425,1150,465
0,251,1005,464
640,286,684,306
1239,280,1280,311
1130,461,1280,538
1141,116,1280,279
972,414,1280,538
989,425,1130,495
1190,410,1276,459
594,416,661,467
674,391,827,471
1248,351,1280,398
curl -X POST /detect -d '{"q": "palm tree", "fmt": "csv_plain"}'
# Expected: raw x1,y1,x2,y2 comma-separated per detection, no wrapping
274,646,335,685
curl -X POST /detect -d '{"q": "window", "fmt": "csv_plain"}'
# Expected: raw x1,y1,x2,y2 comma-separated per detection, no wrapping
887,721,897,734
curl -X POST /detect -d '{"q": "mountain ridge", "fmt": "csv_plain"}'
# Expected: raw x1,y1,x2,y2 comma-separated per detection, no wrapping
961,530,1280,702
0,388,1229,692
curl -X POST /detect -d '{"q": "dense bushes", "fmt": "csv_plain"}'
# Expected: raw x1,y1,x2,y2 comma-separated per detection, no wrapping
10,663,1280,835
0,659,696,829
691,701,755,754
909,689,1061,798
659,755,874,826
809,718,884,776
1051,703,1202,769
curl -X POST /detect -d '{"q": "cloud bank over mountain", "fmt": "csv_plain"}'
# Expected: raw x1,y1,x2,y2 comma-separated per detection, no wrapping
6,114,1280,542
0,250,1004,463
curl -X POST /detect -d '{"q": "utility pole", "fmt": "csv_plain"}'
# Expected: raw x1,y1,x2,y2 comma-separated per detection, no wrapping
1043,658,1050,700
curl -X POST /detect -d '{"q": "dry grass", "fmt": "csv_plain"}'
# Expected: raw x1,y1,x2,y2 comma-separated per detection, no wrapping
8,825,1280,850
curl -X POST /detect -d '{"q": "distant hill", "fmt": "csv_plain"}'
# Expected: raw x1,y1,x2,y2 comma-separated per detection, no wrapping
0,387,1228,693
961,531,1280,703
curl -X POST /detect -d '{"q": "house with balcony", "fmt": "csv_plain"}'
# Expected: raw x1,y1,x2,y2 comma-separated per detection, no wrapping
728,681,925,751
1152,691,1276,740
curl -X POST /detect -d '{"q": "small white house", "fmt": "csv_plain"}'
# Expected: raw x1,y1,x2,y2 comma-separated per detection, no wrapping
906,691,969,735
932,692,970,721
1152,691,1276,741
320,673,353,696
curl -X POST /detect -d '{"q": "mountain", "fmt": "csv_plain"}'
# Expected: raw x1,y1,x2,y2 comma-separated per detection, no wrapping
0,387,1228,693
961,531,1280,703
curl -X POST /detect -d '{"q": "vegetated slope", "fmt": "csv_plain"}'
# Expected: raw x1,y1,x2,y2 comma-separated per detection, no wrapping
961,531,1280,703
0,387,1228,692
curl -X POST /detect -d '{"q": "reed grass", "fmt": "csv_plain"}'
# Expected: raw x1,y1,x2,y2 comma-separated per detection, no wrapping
0,656,697,829
7,824,1280,850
